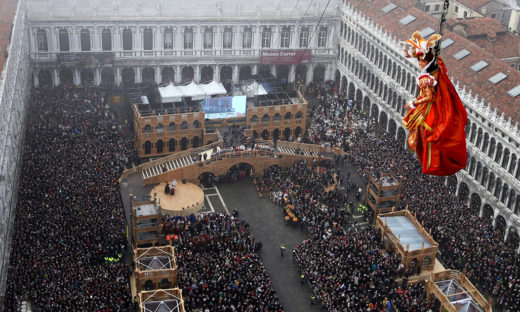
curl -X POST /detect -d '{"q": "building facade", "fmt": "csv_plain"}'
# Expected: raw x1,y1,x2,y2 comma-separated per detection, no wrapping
27,0,338,88
337,0,520,251
0,0,31,302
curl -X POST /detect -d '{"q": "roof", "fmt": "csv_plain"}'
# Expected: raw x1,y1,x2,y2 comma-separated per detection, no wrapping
381,215,432,250
456,0,492,11
347,0,520,125
0,0,19,73
448,17,506,38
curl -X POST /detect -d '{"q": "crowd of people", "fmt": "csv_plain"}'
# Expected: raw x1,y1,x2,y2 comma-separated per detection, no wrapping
4,86,135,311
302,90,520,311
162,213,282,311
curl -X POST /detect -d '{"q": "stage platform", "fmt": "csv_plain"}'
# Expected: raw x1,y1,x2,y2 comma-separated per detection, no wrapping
150,182,204,216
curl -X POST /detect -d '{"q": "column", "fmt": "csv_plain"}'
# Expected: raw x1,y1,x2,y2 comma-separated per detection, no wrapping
155,27,162,51
113,27,121,50
235,26,242,50
306,64,313,84
95,67,101,86
232,65,239,84
92,27,99,51
289,65,296,83
272,65,277,79
73,68,80,86
253,26,261,49
505,225,511,242
71,27,79,51
175,65,181,82
215,65,220,82
195,65,201,83
175,27,183,50
479,201,486,218
135,67,142,83
252,64,258,75
155,66,161,84
272,26,280,49
116,67,122,85
33,70,39,87
53,68,60,86
134,27,141,51
215,26,222,50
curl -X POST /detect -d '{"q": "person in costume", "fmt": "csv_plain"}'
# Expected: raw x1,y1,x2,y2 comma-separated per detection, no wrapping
402,31,467,176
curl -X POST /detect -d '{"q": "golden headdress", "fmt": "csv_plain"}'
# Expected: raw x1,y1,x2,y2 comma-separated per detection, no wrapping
403,31,441,59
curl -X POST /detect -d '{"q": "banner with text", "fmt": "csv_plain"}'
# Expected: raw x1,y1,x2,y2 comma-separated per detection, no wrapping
260,50,311,65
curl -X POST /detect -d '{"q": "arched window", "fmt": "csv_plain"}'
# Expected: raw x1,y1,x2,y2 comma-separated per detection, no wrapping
280,26,291,48
168,139,176,152
181,121,189,129
80,29,91,51
143,27,153,50
123,28,133,50
193,120,201,128
156,124,164,133
223,27,233,49
164,27,173,49
102,28,112,51
168,122,177,131
184,27,193,49
59,28,70,51
37,29,48,51
318,26,327,47
299,27,309,48
204,27,213,49
143,124,152,133
262,27,271,48
284,112,292,120
243,27,252,48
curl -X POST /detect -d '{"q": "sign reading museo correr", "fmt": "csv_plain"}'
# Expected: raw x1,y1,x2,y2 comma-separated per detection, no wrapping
260,50,311,65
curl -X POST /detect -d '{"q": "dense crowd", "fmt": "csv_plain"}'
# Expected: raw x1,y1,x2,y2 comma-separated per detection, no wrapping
4,86,135,311
162,213,282,311
304,91,520,311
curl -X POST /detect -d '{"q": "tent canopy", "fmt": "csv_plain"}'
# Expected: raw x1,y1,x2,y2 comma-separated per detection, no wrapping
158,83,184,103
242,81,268,97
181,82,206,100
200,81,227,96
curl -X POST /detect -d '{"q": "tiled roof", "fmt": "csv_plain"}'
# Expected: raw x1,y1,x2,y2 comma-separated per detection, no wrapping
448,17,506,38
456,0,492,11
0,0,19,73
347,0,520,125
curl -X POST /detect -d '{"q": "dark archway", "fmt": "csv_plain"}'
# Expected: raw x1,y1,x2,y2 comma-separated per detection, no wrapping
59,67,73,86
168,138,176,152
341,76,348,91
294,126,302,139
295,64,307,84
283,127,291,140
355,89,363,104
162,67,175,84
181,66,194,83
227,162,254,182
200,66,214,82
80,68,94,85
482,204,494,221
348,83,355,101
192,136,200,148
220,66,232,83
261,129,269,140
312,65,326,84
276,65,290,82
496,215,507,235
239,65,252,81
156,139,164,154
272,128,280,140
38,69,52,87
180,137,188,150
258,65,271,78
388,119,397,138
397,127,406,147
142,67,155,84
379,111,388,129
458,182,469,203
469,193,481,212
199,172,217,188
144,141,152,155
122,67,135,85
101,68,114,86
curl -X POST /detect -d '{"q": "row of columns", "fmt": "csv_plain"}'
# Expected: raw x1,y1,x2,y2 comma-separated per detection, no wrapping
34,63,333,87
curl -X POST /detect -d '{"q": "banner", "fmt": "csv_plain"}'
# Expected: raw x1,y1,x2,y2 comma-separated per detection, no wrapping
261,50,311,65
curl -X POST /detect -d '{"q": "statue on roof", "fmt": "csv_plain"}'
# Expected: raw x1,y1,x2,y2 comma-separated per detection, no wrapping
402,31,467,176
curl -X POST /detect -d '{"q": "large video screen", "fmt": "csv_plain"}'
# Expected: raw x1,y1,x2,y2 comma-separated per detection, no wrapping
201,96,247,119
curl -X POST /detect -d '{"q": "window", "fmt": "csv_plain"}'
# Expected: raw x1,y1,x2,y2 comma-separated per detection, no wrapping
299,27,309,48
164,27,173,49
204,27,213,49
425,5,430,12
59,28,69,51
262,27,271,48
243,27,252,48
36,29,48,51
318,26,327,47
143,28,153,50
101,28,112,51
382,3,397,13
470,60,489,72
123,28,133,50
488,72,508,84
434,4,440,11
400,15,416,25
464,11,468,18
223,27,233,49
453,49,471,60
280,26,291,48
184,27,193,49
80,29,91,51
454,6,459,13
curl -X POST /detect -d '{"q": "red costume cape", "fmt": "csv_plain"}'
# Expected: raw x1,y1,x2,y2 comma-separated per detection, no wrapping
422,57,467,176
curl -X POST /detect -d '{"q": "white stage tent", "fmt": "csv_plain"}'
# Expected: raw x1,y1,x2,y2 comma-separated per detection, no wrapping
158,81,227,103
242,81,268,97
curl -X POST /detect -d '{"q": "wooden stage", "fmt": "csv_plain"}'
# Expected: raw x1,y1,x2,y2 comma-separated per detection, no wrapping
150,182,204,216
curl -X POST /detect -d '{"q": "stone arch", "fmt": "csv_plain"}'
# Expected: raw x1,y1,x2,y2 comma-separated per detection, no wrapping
340,47,344,63
469,157,476,176
475,162,482,181
192,136,200,148
501,184,509,204
144,141,152,154
379,111,388,129
227,162,255,178
341,76,348,91
482,204,494,220
494,177,502,199
220,65,232,83
162,66,175,84
487,172,495,193
507,189,516,210
250,115,259,123
371,104,379,120
355,89,363,104
200,66,214,82
272,128,280,139
258,65,271,77
283,127,291,140
59,66,73,86
469,193,481,211
181,66,194,82
156,139,164,154
488,138,496,158
447,175,458,192
514,195,520,215
397,127,406,147
240,65,253,81
262,114,270,123
261,129,269,139
198,172,217,187
362,96,370,112
295,64,307,83
276,65,289,82
313,65,326,84
38,69,52,87
168,138,176,152
502,148,510,169
294,126,302,138
348,82,355,100
495,214,507,235
388,119,397,138
509,153,517,175
457,182,469,203
180,137,188,150
122,67,135,85
142,67,155,84
101,67,114,86
495,142,503,163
